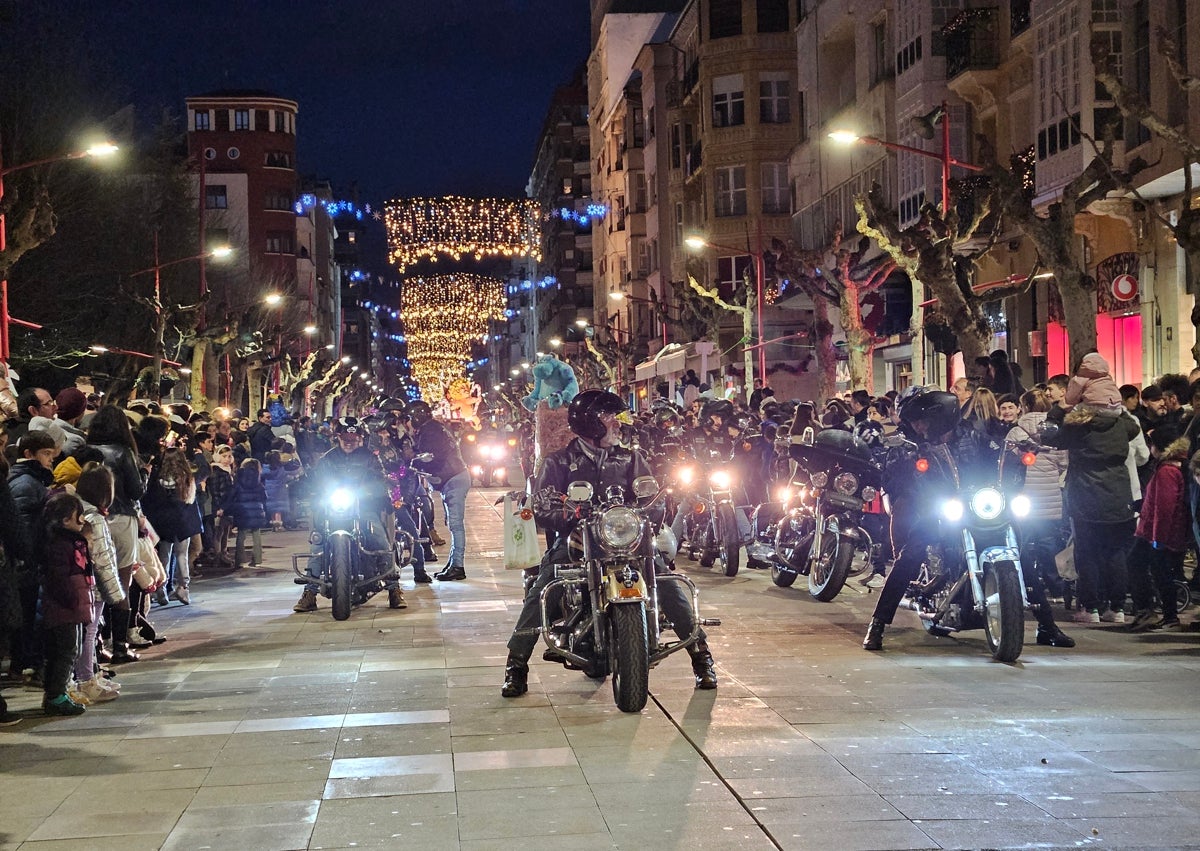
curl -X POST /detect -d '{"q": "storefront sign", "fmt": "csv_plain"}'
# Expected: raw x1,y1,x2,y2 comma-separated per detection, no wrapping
1111,273,1138,302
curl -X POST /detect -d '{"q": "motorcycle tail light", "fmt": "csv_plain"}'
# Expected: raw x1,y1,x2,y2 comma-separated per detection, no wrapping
617,586,642,598
915,458,930,473
1021,451,1036,466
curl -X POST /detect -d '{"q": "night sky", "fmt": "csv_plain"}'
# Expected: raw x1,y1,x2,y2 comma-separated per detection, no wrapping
7,1,592,203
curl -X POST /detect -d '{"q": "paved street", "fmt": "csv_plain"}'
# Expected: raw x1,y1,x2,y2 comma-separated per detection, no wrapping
4,486,1200,850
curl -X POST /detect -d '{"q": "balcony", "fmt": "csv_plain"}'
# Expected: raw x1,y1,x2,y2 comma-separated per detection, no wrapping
944,8,1000,81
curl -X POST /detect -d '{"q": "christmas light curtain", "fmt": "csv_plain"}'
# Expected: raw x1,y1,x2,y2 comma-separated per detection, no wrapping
401,273,504,393
384,196,542,273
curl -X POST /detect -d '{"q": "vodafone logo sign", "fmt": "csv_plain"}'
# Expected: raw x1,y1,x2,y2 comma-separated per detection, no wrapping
1111,273,1138,302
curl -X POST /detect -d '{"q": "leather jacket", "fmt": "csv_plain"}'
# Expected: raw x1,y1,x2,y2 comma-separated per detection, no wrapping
314,446,391,515
94,442,147,518
531,437,654,534
413,421,467,484
680,426,736,466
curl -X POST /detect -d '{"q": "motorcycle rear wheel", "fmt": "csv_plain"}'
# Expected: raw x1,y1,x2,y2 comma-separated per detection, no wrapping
808,533,853,602
983,562,1024,663
330,535,353,622
609,604,649,713
717,504,740,577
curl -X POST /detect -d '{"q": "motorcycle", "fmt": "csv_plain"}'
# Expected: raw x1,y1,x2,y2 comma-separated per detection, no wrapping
758,428,882,601
465,431,515,487
292,485,401,621
385,457,441,565
898,437,1038,662
538,476,718,712
676,463,742,577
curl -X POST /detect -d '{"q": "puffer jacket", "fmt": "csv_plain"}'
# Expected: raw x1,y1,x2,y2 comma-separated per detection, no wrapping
41,528,95,628
7,460,53,529
227,472,269,530
93,442,146,518
1135,437,1191,552
1044,404,1139,524
79,498,125,606
1005,412,1068,520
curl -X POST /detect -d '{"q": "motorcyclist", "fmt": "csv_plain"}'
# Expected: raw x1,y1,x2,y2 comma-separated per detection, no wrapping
670,398,750,545
370,413,432,584
409,400,470,581
862,389,1072,650
293,417,406,613
500,389,718,698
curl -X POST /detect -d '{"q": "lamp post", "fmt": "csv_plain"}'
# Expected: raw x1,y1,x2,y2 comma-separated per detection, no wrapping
608,290,670,348
683,234,766,399
128,237,232,401
0,138,118,363
828,102,983,215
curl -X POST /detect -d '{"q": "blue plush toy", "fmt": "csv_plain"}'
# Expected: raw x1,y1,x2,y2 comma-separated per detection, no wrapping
521,354,580,411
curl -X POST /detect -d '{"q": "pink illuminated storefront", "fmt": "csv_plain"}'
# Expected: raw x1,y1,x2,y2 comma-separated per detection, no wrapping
1041,253,1143,386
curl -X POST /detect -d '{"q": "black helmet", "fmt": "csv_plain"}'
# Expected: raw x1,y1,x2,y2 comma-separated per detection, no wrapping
333,416,365,436
653,405,681,428
408,400,433,428
379,397,408,415
699,399,735,429
567,390,629,440
898,389,960,441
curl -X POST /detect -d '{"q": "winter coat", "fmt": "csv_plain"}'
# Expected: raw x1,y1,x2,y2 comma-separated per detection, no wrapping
79,498,125,606
92,442,146,518
262,464,292,517
1135,438,1191,552
1005,412,1068,521
412,421,467,485
1126,421,1151,503
1065,353,1122,411
1044,405,1139,524
247,421,275,460
227,474,269,530
41,528,95,628
8,460,53,530
208,465,235,515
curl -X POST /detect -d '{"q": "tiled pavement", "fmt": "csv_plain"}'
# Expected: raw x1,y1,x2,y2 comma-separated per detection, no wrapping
5,487,1200,849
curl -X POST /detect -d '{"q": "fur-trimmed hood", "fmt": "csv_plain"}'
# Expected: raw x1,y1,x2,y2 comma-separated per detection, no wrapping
1160,436,1191,463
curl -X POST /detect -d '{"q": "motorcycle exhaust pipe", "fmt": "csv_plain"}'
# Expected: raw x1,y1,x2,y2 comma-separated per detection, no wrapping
897,598,922,612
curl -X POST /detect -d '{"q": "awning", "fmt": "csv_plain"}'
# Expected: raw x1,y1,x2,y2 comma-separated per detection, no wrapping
634,359,658,381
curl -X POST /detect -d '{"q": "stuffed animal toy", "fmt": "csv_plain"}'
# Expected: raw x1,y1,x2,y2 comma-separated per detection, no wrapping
521,354,579,411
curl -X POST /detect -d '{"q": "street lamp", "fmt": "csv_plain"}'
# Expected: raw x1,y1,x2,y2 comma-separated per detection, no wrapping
828,102,983,215
0,138,119,363
90,344,182,368
609,290,670,347
683,234,767,394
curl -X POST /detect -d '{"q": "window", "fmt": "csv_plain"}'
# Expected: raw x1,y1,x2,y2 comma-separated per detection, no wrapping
1036,3,1087,161
562,177,574,195
714,165,747,217
670,123,682,169
761,162,788,214
647,106,655,139
204,147,217,160
274,110,288,133
227,147,240,160
215,110,229,132
757,0,789,32
347,231,356,245
869,19,892,87
265,231,295,254
712,74,745,127
759,74,790,123
717,255,753,290
675,202,685,246
255,109,269,131
797,90,808,141
265,151,292,168
264,190,292,211
234,109,250,131
205,185,228,210
193,111,210,131
709,0,742,38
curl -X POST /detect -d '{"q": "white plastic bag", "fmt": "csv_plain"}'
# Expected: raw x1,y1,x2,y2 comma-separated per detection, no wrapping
503,495,542,571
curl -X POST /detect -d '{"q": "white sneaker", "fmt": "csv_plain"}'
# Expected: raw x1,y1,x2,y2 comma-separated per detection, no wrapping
80,677,118,703
91,673,121,693
1073,608,1101,624
1100,608,1126,624
67,685,92,706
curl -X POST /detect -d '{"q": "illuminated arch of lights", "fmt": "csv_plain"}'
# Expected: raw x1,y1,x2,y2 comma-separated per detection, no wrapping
384,196,542,273
401,273,505,394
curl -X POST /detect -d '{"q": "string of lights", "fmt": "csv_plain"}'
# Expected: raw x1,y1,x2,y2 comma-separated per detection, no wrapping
401,273,505,393
384,196,542,272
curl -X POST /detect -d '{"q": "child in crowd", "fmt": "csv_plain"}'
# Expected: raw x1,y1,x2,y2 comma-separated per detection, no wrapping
39,493,95,715
208,444,236,566
1065,352,1122,412
1129,425,1191,632
262,450,291,531
73,463,123,703
229,458,269,568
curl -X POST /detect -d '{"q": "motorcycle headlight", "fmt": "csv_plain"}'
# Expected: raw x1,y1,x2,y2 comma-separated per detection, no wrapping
492,445,507,459
677,466,695,486
810,471,828,488
328,488,354,514
777,485,793,504
970,488,1005,521
941,498,964,522
833,472,859,496
599,506,642,549
471,465,484,476
1010,494,1031,518
709,470,732,490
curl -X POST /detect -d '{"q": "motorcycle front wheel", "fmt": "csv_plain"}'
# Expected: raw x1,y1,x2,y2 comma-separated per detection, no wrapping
770,561,798,587
717,504,740,577
609,604,649,713
330,535,353,622
983,562,1024,663
808,532,853,602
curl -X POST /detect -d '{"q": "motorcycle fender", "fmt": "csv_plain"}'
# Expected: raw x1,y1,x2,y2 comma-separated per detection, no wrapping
603,570,647,604
979,546,1021,568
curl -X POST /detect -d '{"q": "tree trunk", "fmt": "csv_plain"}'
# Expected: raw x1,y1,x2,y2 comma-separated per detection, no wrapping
247,366,263,417
150,310,166,403
813,299,837,406
840,282,873,391
742,308,754,403
1057,270,1097,371
189,339,209,411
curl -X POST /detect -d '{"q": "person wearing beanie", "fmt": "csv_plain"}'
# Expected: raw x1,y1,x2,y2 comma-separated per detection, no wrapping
55,388,90,455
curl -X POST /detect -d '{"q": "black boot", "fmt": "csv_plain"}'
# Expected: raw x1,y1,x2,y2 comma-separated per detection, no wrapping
501,656,529,697
690,643,717,690
863,618,885,651
1035,624,1075,647
109,608,140,664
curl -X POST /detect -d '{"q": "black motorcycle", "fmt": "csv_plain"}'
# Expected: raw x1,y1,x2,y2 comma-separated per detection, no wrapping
292,485,399,621
753,428,881,601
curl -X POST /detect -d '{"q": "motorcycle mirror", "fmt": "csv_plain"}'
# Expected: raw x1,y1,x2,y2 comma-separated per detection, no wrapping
632,475,658,499
801,427,815,446
566,481,594,502
415,452,434,462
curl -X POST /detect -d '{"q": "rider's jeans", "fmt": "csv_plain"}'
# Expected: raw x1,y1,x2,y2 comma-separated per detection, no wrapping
440,470,471,569
397,507,427,577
